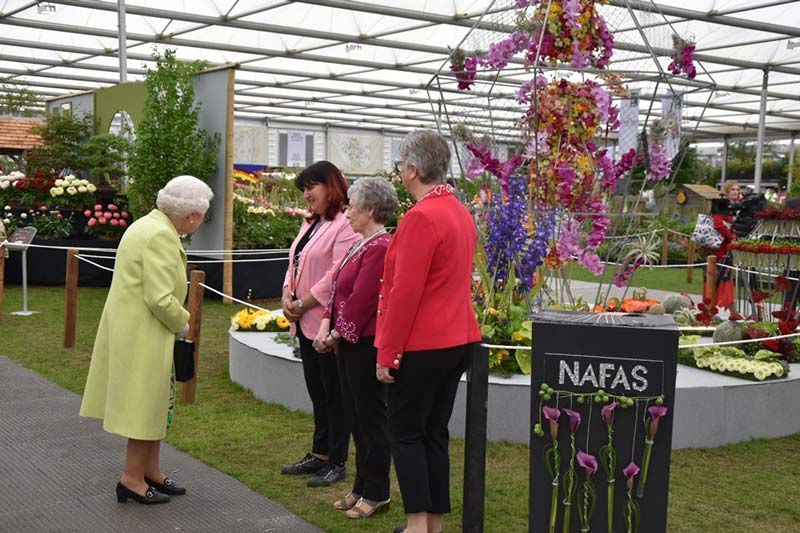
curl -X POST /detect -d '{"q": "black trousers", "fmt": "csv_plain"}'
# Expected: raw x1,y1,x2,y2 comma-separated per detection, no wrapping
387,343,473,514
297,326,349,465
337,336,391,501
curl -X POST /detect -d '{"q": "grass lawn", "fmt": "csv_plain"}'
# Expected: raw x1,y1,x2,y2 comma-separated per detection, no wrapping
567,264,706,296
2,284,799,532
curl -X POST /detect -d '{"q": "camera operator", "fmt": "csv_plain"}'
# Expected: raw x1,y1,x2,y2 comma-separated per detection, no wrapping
703,181,740,311
729,191,767,239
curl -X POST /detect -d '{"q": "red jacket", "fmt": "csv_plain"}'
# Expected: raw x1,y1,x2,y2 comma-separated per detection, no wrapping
324,233,390,343
711,213,735,261
375,185,481,369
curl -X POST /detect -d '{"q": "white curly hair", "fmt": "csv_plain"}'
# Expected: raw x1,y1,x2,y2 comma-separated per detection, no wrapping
156,175,214,218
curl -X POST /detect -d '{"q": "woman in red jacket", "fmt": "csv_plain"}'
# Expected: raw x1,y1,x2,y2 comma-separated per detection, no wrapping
375,130,481,533
314,177,398,519
705,180,740,309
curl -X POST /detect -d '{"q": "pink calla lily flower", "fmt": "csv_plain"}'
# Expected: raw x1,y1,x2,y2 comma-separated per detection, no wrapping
564,408,582,433
601,401,618,426
648,405,669,437
542,406,561,440
623,461,640,491
576,450,598,480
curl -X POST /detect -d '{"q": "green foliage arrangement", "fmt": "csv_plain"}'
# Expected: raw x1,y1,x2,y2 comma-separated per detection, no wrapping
81,133,131,188
25,112,93,176
0,80,41,117
126,49,220,218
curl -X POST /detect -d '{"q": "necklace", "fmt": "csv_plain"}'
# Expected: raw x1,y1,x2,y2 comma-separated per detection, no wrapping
338,226,387,272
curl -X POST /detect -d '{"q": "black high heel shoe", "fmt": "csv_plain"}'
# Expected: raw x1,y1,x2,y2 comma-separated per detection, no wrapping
115,482,170,504
145,476,187,496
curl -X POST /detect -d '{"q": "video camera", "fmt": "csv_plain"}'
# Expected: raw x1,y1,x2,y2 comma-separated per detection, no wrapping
711,192,766,238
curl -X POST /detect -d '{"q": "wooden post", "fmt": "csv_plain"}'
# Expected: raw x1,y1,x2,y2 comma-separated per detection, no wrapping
64,248,79,348
686,240,696,284
0,247,5,320
222,66,236,304
706,255,718,306
661,228,669,266
181,269,206,405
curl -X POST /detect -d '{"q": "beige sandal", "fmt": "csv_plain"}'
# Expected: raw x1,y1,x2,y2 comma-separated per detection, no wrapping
333,492,360,511
345,497,391,519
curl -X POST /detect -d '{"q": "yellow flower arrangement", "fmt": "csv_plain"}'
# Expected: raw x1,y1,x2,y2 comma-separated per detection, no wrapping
231,308,291,332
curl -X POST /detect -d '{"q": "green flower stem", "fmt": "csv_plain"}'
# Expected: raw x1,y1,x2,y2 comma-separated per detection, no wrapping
599,427,617,533
562,434,578,533
544,440,561,533
624,490,640,533
577,480,596,532
636,438,654,499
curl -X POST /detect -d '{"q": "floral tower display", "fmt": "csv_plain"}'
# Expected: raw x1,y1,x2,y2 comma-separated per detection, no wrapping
433,0,713,373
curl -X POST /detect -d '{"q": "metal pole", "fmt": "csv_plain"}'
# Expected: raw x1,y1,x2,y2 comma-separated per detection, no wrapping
753,69,770,193
21,248,28,312
788,133,796,194
463,341,488,533
721,136,729,184
118,0,127,83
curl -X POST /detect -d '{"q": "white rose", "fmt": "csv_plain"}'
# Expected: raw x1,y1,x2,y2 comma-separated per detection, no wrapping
2,218,9,224
87,184,97,192
54,179,64,187
80,179,90,186
78,186,87,193
3,205,9,210
20,213,27,219
54,187,64,195
66,186,77,195
64,174,75,181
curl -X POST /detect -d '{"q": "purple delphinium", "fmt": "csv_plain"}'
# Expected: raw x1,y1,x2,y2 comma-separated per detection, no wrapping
486,176,529,283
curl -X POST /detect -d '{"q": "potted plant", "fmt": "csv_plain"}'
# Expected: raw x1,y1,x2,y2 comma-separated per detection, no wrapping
80,132,131,202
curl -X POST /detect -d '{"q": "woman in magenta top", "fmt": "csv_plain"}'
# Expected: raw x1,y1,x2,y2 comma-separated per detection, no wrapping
280,161,359,487
315,177,399,519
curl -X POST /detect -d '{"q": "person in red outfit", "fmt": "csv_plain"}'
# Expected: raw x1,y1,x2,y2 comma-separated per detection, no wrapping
705,180,740,309
375,130,481,533
314,177,399,519
280,161,359,487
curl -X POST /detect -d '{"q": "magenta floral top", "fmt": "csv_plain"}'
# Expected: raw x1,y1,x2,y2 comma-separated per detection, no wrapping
323,233,390,344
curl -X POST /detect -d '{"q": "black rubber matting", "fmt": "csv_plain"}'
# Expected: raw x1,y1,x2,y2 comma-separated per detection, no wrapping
0,356,323,532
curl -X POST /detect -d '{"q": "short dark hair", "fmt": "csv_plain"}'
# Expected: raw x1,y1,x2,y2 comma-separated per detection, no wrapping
294,160,349,221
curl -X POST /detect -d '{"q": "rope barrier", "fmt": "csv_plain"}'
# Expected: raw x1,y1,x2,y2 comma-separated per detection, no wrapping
24,242,119,253
198,282,279,313
485,331,800,351
717,263,800,281
680,331,800,349
188,256,289,264
187,248,291,255
76,253,116,260
75,254,115,272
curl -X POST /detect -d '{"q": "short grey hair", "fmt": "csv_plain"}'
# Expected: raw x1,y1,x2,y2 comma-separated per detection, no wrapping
399,129,451,184
348,177,398,225
156,175,214,218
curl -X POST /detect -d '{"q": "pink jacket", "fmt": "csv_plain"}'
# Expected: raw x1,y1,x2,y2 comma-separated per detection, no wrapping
284,211,359,338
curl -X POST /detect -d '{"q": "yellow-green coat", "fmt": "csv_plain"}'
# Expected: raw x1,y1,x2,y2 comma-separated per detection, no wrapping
80,209,190,440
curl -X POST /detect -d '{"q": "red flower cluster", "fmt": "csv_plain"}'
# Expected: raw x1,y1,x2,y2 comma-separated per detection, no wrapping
13,174,55,192
755,207,800,220
731,240,800,255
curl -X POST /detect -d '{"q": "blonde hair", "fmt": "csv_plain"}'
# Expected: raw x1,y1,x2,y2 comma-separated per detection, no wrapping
720,180,740,198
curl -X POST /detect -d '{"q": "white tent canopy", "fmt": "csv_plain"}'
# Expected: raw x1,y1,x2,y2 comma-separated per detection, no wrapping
1,0,799,141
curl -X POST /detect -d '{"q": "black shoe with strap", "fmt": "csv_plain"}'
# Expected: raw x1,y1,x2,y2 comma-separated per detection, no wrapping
115,482,170,504
281,453,327,475
307,463,346,487
145,476,186,495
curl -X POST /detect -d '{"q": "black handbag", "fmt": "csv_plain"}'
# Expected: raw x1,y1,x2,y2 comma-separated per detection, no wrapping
173,339,196,382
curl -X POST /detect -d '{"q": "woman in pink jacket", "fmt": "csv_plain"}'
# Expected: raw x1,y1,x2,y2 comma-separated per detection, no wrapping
280,161,359,487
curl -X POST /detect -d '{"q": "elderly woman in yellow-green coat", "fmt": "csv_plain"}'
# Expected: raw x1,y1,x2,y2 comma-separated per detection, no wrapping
80,175,214,505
